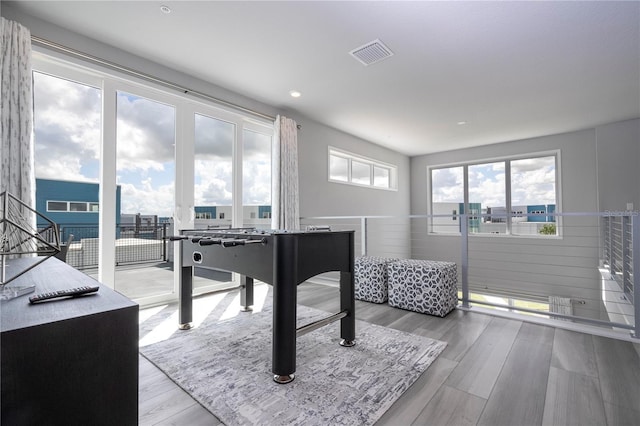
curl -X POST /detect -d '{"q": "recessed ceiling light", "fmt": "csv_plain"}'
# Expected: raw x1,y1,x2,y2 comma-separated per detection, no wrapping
289,90,301,98
457,121,467,125
160,5,171,14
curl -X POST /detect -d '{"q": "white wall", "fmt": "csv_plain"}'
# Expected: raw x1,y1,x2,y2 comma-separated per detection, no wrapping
287,114,410,218
596,118,640,211
411,121,639,320
287,113,411,258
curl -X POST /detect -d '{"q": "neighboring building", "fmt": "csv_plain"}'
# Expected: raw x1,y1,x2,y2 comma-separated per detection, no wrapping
194,206,217,220
36,180,272,235
432,202,556,235
194,205,272,229
121,213,161,239
35,178,122,240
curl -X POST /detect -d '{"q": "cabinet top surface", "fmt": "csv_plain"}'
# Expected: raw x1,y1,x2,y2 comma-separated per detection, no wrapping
1,257,137,332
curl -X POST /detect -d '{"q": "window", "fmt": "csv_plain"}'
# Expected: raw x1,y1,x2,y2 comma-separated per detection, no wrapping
69,202,87,212
373,166,390,188
47,200,99,212
47,201,67,211
469,162,506,234
351,160,371,186
328,147,397,190
429,153,558,236
329,155,349,182
430,166,464,234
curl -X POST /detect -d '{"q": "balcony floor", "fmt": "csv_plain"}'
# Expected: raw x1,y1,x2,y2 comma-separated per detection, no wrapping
88,262,233,300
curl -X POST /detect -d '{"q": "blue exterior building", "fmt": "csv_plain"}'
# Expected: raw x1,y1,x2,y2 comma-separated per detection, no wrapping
527,204,557,222
194,206,216,219
546,204,556,222
36,178,121,240
459,202,482,232
258,205,272,219
527,205,547,222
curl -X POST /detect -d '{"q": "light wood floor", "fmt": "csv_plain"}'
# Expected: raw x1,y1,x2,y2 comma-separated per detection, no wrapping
139,282,640,426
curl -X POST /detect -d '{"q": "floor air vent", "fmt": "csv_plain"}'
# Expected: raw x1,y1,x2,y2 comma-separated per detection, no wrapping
549,295,573,318
349,39,394,66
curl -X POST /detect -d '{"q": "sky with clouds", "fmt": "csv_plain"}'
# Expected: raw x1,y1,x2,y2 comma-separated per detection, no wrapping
431,156,556,209
33,72,271,218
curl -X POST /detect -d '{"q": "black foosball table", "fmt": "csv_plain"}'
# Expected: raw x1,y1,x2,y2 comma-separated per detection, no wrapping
171,228,356,384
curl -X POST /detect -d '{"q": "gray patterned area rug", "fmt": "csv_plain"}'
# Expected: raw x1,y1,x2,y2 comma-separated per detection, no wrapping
140,302,446,426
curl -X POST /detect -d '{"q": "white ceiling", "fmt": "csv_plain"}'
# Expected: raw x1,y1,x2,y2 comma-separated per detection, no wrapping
7,1,640,156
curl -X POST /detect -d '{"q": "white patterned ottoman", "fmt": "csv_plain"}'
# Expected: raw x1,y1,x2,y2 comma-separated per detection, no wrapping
354,256,398,303
388,260,458,317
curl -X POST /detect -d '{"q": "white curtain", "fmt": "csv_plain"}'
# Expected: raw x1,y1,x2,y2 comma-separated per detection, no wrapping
271,115,300,230
0,17,34,205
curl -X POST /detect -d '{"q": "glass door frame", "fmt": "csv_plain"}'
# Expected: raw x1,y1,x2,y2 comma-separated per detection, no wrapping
32,50,274,307
180,103,274,296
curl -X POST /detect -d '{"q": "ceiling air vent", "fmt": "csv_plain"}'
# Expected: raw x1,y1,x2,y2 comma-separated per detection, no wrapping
349,39,394,66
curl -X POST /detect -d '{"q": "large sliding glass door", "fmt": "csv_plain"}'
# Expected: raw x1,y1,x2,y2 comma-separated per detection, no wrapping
194,113,234,228
243,127,272,230
187,113,274,293
191,112,235,291
32,69,102,271
114,88,176,299
32,52,273,306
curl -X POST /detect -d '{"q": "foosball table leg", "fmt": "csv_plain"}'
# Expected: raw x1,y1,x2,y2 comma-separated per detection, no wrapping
339,270,356,346
239,275,254,312
179,264,193,330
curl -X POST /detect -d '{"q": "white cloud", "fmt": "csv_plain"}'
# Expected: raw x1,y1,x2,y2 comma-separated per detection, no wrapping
469,163,505,207
432,156,556,208
432,167,464,202
33,72,101,181
511,157,556,205
116,93,175,172
194,159,233,206
118,180,175,217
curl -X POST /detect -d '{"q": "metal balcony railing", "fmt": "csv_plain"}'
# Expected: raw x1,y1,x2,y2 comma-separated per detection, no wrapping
603,214,636,305
301,212,639,340
39,223,169,269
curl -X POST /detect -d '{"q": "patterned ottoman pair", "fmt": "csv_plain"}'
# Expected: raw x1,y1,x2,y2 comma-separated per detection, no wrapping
354,256,397,303
388,260,458,317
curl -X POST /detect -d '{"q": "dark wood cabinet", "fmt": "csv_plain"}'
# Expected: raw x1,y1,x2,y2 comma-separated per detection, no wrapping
1,257,138,426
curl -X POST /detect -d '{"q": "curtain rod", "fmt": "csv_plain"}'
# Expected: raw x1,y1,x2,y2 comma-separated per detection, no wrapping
31,35,276,122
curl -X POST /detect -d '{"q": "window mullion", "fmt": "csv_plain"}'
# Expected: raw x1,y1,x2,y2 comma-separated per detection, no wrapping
463,165,469,234
99,78,117,288
232,124,243,228
505,160,512,235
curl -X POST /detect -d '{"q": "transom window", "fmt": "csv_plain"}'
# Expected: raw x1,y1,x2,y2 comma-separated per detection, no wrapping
328,147,397,190
429,152,559,236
